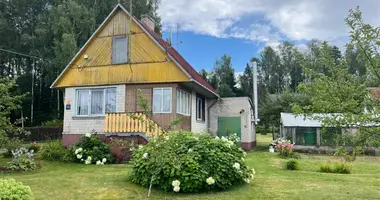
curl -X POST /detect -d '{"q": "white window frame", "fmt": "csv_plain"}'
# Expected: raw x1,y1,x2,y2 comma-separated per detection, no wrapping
112,36,128,64
196,97,203,121
153,87,172,114
74,86,117,117
176,89,191,116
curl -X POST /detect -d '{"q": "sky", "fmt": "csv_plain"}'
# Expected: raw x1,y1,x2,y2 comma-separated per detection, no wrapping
157,0,380,73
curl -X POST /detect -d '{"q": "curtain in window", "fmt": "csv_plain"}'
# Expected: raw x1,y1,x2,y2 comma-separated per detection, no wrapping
153,89,162,113
105,88,116,113
163,88,171,112
112,36,128,64
77,90,89,115
91,90,104,115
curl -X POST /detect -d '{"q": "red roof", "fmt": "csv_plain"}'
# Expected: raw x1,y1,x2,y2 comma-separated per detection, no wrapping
137,19,218,95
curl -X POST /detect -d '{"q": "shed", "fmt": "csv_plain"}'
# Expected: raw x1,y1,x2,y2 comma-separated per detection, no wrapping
209,97,256,150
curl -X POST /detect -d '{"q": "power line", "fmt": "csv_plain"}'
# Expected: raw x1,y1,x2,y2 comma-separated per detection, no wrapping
0,48,42,60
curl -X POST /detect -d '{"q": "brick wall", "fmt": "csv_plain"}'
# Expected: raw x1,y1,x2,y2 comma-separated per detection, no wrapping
63,85,126,135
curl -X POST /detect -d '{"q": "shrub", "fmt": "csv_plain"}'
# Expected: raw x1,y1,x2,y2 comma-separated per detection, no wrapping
41,119,63,127
40,140,73,162
319,160,352,174
28,141,40,153
1,138,23,158
272,138,298,159
130,132,255,193
0,178,34,200
7,148,37,171
73,133,113,164
285,159,300,170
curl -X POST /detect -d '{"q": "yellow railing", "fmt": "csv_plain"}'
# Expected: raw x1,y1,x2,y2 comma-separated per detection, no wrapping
104,112,165,138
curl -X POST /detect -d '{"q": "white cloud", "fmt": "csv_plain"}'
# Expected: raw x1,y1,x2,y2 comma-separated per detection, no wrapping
159,0,380,48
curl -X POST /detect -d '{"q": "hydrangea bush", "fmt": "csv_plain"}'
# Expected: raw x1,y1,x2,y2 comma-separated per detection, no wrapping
73,133,113,165
130,131,255,193
0,178,34,200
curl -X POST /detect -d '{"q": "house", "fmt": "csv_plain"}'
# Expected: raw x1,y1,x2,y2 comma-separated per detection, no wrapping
51,4,256,149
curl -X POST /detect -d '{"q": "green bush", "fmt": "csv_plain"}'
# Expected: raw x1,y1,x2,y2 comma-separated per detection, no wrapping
0,178,34,200
7,148,37,171
73,133,113,165
40,140,73,162
41,119,63,127
130,132,255,193
2,138,23,158
285,159,300,170
28,142,40,153
319,160,352,174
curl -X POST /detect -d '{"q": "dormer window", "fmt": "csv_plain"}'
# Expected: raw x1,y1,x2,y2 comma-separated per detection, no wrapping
112,36,128,64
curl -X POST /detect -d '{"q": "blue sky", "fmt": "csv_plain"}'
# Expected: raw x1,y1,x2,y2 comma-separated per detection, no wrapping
158,0,380,73
162,31,262,72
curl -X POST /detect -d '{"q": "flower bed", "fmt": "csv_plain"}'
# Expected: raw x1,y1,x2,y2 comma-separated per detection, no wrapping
130,132,255,193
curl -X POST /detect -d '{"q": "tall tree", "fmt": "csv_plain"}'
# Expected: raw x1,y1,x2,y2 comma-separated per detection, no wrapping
210,54,238,97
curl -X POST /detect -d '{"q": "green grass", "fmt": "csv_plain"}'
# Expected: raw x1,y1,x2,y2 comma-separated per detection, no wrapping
1,134,380,200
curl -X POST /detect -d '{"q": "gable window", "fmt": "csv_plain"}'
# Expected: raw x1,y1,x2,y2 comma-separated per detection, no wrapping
112,36,128,64
76,87,117,116
196,95,205,121
153,88,172,113
177,89,190,115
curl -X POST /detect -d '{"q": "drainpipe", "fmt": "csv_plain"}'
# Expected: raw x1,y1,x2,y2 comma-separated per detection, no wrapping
207,98,219,133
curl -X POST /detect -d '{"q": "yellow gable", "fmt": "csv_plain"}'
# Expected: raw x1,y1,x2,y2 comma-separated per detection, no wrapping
53,7,190,88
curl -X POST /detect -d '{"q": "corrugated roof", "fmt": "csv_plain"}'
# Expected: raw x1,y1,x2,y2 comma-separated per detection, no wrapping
280,113,340,127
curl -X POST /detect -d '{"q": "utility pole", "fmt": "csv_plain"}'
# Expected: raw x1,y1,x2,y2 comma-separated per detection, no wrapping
252,61,259,125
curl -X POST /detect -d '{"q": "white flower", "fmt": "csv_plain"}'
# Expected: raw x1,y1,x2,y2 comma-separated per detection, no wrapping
138,145,143,149
172,180,180,187
251,168,256,175
233,162,240,170
243,152,247,157
96,160,102,165
173,186,180,192
188,148,193,153
143,153,148,159
221,136,228,142
100,162,104,165
164,136,170,140
206,177,215,185
75,148,83,155
102,158,107,163
86,156,92,161
76,154,83,159
85,133,91,138
244,178,251,184
228,140,234,146
85,160,91,165
215,136,220,140
81,159,84,161
241,158,245,162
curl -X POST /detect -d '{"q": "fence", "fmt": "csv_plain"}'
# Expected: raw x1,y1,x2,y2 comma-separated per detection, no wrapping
24,127,63,141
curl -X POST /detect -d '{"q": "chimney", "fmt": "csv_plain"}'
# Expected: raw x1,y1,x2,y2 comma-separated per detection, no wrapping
141,14,155,30
252,61,259,125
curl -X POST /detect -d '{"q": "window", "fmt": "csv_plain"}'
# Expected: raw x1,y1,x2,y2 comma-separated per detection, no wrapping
112,36,128,64
75,87,117,116
177,89,190,115
153,88,172,113
196,95,205,121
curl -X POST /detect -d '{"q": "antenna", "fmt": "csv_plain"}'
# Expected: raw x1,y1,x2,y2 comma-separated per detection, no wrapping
176,23,181,50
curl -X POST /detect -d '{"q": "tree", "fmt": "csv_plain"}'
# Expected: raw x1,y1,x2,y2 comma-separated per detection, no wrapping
199,69,209,81
238,64,253,99
210,54,238,97
0,78,24,144
259,46,282,94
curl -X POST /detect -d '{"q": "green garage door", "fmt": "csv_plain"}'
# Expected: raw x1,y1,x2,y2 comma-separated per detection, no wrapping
218,117,241,143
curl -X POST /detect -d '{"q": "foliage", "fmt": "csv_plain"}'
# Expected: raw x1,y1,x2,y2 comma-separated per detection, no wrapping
28,141,41,153
319,160,352,174
130,131,255,193
1,138,23,158
73,133,113,164
272,138,301,159
39,140,73,162
0,178,34,200
285,159,300,170
7,148,37,171
41,119,63,127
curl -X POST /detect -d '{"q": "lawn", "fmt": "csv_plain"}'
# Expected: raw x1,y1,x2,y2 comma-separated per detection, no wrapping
1,134,380,200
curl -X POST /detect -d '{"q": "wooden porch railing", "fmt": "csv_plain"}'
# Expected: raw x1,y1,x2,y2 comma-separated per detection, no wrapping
104,112,165,138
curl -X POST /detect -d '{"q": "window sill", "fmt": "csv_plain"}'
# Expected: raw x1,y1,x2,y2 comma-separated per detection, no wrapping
196,120,206,123
72,116,105,120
